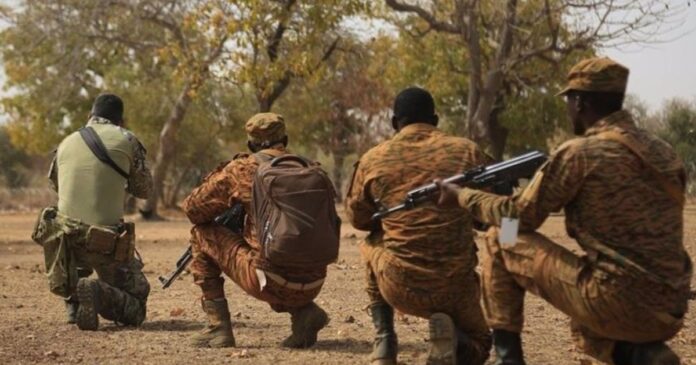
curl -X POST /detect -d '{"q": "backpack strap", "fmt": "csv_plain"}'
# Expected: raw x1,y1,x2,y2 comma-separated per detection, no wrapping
78,126,130,179
253,151,276,165
596,130,685,206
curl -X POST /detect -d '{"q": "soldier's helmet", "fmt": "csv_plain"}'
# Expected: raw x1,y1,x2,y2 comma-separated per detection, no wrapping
557,57,629,96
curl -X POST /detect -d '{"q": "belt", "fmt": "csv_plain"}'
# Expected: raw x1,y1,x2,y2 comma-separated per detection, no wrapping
262,270,324,291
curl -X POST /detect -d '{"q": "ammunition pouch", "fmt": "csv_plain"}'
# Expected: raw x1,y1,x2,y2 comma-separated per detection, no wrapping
32,206,76,297
85,222,135,262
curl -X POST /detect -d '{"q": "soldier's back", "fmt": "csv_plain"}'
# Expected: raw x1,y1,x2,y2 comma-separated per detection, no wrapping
57,121,136,226
358,123,490,273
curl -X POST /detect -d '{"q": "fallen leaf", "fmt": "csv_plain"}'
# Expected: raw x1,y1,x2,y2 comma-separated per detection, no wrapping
169,307,185,317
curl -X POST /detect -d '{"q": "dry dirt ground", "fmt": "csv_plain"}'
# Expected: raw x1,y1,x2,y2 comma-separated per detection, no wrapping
1,207,695,365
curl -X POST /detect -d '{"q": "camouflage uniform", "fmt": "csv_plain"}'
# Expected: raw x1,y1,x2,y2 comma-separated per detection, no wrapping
34,116,152,327
183,113,326,312
346,123,493,365
456,58,693,364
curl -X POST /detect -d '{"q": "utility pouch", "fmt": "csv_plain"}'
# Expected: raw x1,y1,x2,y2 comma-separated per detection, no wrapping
85,226,118,255
31,206,58,246
114,222,135,262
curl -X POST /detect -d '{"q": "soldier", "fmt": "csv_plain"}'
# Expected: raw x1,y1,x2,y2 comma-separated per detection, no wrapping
33,93,152,330
437,57,693,365
345,87,492,365
183,113,330,349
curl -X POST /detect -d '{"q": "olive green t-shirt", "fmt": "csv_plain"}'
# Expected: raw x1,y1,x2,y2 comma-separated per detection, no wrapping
50,117,152,226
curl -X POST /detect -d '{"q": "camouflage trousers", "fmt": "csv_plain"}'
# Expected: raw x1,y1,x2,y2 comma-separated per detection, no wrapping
189,224,322,312
481,228,685,364
34,208,150,326
360,241,492,365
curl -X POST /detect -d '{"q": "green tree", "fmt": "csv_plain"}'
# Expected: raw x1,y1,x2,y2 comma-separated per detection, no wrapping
277,35,393,199
0,126,31,188
384,0,690,158
658,98,696,194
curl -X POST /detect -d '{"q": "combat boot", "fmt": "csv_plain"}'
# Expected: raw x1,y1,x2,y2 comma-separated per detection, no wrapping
191,298,236,348
427,312,457,365
65,297,78,324
492,329,526,365
281,302,330,348
368,302,398,365
75,278,102,331
613,341,679,365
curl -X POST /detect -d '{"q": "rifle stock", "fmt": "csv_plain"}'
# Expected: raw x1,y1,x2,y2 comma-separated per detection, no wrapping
158,246,192,289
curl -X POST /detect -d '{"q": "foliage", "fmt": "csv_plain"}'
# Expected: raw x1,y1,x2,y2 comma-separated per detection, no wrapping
0,126,31,188
657,98,696,193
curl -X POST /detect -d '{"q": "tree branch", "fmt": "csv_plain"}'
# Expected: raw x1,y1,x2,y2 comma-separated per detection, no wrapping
385,0,461,34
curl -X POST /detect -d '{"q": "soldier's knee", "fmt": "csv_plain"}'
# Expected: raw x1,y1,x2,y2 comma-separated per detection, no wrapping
121,298,147,326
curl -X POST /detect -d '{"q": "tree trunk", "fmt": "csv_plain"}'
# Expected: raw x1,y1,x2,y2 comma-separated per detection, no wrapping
165,165,191,209
332,152,346,203
139,81,194,219
467,0,517,154
488,104,508,160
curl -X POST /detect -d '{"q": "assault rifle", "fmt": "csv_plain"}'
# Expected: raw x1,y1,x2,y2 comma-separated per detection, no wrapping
371,150,547,221
159,203,245,289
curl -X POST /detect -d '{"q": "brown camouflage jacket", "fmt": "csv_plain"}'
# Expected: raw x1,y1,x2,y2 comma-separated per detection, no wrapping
459,110,692,305
183,147,326,281
346,123,493,276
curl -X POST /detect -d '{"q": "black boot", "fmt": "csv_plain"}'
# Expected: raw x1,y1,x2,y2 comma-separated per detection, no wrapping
492,329,526,365
75,278,102,331
368,302,398,365
64,297,78,324
613,341,679,365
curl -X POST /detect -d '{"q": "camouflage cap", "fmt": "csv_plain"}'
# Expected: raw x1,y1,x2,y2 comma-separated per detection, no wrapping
245,113,286,145
557,57,629,96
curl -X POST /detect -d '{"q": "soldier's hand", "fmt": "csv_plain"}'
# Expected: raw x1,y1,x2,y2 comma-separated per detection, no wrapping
433,179,461,209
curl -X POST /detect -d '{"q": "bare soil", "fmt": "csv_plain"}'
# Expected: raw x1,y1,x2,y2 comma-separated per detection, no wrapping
1,207,695,365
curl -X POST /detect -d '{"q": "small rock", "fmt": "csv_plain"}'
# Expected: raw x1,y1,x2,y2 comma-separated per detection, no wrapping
44,350,59,358
26,334,35,340
5,265,19,270
343,315,355,323
233,311,242,318
15,304,23,309
169,307,185,317
346,233,357,239
228,349,252,358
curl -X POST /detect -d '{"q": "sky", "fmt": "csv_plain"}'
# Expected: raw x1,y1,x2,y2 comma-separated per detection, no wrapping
604,4,696,110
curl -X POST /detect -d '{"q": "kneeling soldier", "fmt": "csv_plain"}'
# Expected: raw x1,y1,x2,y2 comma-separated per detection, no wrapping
437,58,693,365
33,93,152,330
183,113,333,348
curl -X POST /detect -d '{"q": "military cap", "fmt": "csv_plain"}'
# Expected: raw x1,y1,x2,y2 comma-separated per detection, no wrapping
245,113,286,145
557,57,629,95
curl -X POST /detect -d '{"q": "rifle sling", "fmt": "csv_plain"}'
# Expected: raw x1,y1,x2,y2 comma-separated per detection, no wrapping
596,130,685,207
78,126,130,179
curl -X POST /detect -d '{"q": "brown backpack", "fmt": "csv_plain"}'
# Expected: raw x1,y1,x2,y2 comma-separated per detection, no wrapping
250,153,340,269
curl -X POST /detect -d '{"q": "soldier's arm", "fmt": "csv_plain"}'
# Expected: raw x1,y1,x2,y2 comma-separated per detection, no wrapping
126,139,153,199
457,141,587,232
182,160,238,225
48,153,58,192
345,160,378,231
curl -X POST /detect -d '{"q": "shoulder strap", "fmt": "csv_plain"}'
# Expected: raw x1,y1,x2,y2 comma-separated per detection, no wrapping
252,152,274,165
78,127,130,179
596,130,684,206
